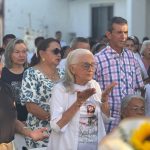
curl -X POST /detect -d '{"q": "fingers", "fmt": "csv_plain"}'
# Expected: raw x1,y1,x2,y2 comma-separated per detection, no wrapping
77,88,96,105
43,134,49,138
103,82,117,95
77,88,96,99
39,127,48,132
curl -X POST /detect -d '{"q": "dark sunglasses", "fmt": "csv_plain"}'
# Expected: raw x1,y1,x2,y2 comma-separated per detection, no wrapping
51,48,61,55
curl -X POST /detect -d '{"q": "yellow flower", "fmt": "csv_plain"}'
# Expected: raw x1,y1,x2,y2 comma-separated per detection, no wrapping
130,122,150,150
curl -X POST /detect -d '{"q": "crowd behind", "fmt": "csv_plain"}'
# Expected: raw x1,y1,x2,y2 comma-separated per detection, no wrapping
0,16,150,150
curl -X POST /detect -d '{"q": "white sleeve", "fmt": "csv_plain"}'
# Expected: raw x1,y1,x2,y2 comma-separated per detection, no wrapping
50,83,69,133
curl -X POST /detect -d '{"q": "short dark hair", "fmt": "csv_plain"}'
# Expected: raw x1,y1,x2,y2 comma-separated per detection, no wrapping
34,36,45,47
70,37,89,49
142,36,149,43
108,17,127,32
55,31,61,34
3,34,16,46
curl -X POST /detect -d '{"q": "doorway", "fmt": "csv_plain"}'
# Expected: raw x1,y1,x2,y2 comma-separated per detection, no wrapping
91,5,113,40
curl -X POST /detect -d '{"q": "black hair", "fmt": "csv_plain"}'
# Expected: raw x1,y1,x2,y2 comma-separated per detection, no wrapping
55,31,61,34
61,45,70,58
142,36,149,43
34,36,45,48
30,38,60,66
3,34,16,46
108,16,127,32
92,42,107,54
0,80,17,143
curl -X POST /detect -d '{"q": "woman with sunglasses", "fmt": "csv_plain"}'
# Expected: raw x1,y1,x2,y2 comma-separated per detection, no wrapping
47,49,116,150
20,38,64,148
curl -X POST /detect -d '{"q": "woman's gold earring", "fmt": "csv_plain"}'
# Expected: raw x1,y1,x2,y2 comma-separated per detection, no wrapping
42,58,45,62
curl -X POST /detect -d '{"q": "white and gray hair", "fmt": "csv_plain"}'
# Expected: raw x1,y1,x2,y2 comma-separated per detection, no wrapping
140,40,150,55
121,94,145,115
62,48,94,92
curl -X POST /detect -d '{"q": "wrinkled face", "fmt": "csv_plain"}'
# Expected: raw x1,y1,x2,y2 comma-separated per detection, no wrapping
125,39,135,52
123,98,145,118
143,44,150,59
106,23,128,53
70,54,96,85
40,41,61,66
11,43,27,66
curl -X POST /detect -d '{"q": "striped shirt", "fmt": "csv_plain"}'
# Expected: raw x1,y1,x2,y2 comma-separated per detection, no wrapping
94,46,144,133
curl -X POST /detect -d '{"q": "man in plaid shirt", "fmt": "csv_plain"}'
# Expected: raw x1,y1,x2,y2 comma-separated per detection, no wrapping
94,17,144,133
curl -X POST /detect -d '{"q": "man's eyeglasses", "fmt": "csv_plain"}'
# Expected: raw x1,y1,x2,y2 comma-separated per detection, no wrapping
51,48,61,55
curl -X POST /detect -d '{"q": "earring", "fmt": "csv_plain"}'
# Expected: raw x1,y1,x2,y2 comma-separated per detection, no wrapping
42,58,45,62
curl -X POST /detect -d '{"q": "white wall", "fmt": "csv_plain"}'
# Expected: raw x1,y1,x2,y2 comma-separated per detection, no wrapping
146,0,150,39
69,0,127,39
4,0,69,42
130,0,146,41
4,0,148,44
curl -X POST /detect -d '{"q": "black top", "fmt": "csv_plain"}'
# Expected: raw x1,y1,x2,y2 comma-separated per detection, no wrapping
0,80,17,143
1,67,28,121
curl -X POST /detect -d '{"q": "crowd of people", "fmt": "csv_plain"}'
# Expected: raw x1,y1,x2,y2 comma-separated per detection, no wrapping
0,16,150,150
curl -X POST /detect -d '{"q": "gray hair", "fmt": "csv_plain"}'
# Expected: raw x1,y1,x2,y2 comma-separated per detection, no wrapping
4,38,26,69
121,94,145,114
140,40,150,55
63,48,94,92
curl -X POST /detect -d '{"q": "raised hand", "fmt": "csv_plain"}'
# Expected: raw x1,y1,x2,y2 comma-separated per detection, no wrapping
102,82,117,103
77,88,96,107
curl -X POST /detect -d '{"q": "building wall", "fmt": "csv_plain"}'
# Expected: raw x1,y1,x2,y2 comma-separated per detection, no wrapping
146,0,150,40
4,0,69,42
69,0,126,39
131,0,146,42
3,0,148,44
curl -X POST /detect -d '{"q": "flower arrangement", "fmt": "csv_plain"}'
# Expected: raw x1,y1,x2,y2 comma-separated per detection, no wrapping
99,118,150,150
130,122,150,150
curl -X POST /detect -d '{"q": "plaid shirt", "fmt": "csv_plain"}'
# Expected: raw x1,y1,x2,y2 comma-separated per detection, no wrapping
94,46,144,133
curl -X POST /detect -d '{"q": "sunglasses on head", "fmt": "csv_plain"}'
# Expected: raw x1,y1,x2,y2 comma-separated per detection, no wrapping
51,48,61,55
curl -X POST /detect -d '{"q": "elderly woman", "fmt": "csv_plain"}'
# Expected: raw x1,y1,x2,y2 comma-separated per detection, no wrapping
137,40,150,115
121,94,145,119
100,95,145,150
47,49,116,150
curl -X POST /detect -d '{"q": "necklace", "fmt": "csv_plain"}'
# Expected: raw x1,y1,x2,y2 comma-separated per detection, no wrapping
35,64,59,81
44,69,59,81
